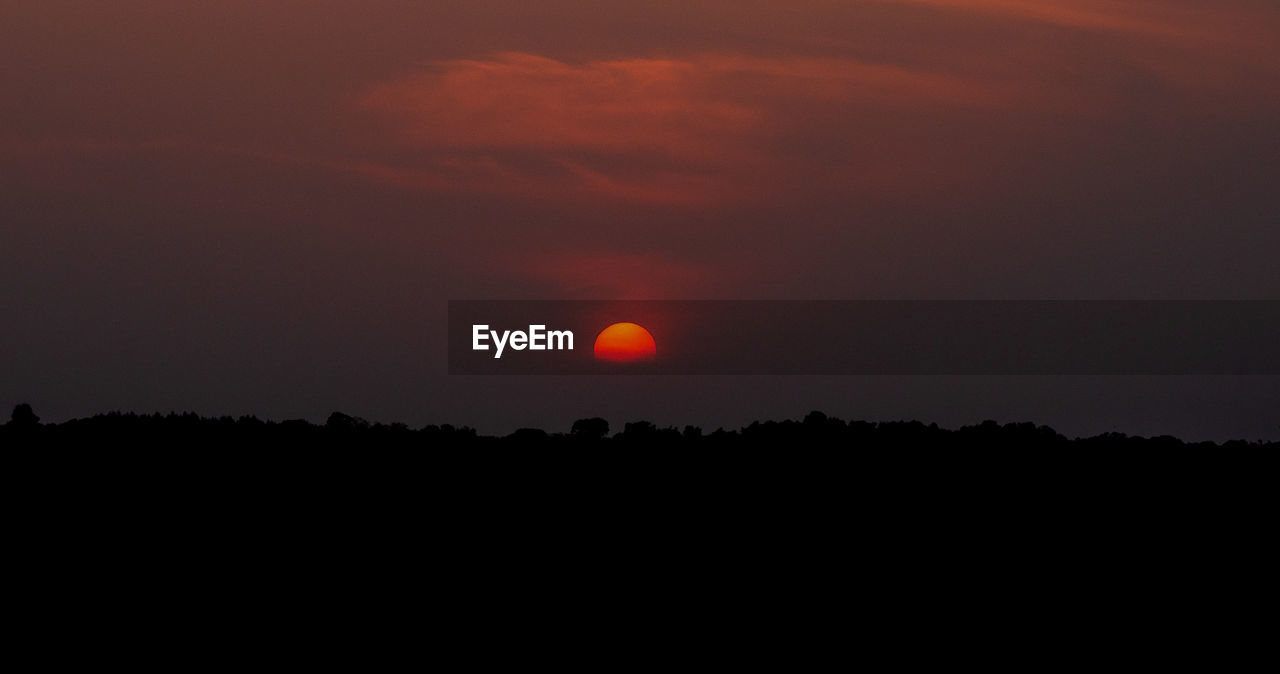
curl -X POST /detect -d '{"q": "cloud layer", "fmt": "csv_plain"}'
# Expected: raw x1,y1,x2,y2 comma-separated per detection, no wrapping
357,52,1000,206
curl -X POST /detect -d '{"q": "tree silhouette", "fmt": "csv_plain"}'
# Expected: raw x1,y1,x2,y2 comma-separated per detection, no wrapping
571,417,609,440
0,404,1271,448
9,403,39,428
326,411,370,431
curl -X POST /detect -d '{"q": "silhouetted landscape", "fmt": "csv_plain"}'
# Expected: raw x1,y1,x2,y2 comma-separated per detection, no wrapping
3,404,1272,449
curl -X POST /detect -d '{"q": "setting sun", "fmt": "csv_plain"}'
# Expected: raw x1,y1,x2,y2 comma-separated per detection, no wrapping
593,322,657,362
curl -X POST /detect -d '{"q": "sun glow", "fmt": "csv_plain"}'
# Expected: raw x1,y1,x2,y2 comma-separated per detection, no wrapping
593,322,657,362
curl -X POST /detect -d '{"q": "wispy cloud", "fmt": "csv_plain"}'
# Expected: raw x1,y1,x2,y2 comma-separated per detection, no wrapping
357,52,999,205
877,0,1202,37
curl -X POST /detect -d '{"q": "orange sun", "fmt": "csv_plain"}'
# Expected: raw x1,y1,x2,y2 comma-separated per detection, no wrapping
594,322,657,362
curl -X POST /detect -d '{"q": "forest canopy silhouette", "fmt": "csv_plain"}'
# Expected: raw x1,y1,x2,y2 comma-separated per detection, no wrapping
3,404,1272,449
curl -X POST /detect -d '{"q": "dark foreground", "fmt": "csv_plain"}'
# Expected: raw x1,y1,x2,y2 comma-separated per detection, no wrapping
2,405,1274,448
4,403,1272,565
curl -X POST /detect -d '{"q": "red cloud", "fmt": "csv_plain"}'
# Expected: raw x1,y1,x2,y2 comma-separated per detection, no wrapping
362,53,761,161
357,52,999,206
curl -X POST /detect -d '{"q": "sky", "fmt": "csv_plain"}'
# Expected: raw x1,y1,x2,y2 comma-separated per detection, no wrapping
2,1,1278,439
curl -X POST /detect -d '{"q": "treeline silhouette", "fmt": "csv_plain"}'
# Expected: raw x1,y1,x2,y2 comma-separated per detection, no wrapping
2,404,1273,448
